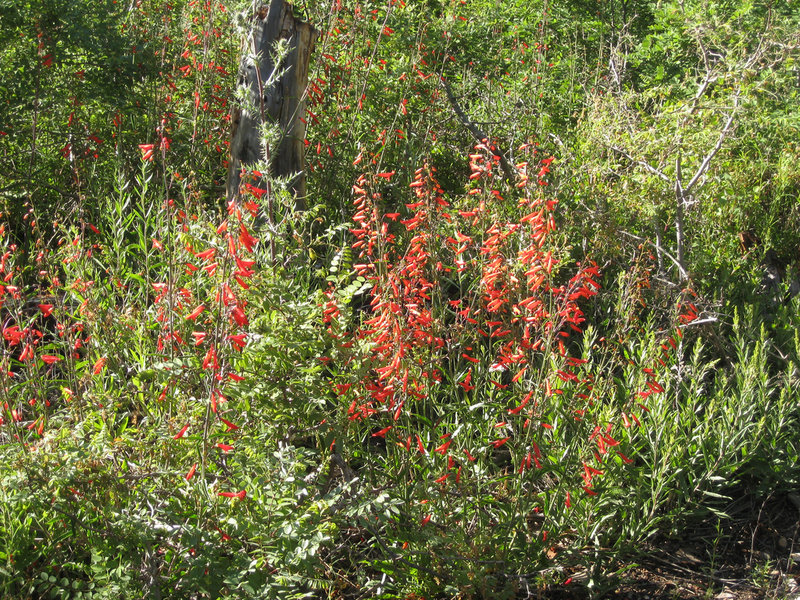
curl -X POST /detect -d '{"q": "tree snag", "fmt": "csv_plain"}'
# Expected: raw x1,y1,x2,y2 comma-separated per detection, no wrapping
227,0,317,210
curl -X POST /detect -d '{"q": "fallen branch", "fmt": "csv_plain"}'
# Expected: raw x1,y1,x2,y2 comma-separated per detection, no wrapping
439,76,516,182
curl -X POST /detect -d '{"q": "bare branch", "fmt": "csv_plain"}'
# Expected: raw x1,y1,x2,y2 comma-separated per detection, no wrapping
674,154,688,278
685,89,740,193
439,76,516,182
620,230,689,280
610,146,670,183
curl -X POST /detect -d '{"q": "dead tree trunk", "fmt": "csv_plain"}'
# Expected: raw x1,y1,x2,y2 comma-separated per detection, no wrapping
227,1,317,210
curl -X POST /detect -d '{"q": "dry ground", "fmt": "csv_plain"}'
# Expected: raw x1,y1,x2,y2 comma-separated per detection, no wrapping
542,492,800,599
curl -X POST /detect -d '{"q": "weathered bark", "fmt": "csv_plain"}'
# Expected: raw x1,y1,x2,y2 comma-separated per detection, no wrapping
227,1,317,209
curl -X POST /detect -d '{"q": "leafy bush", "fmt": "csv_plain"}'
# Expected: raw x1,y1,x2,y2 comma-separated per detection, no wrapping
1,0,798,598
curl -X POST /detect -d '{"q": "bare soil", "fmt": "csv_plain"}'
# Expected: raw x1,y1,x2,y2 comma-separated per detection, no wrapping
543,492,800,599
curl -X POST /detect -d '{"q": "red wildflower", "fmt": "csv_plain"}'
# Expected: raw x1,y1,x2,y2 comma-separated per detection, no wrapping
218,490,246,500
93,357,107,375
434,439,452,454
372,425,392,438
230,306,248,327
174,423,190,439
202,346,218,370
459,369,474,391
238,223,257,252
227,334,247,350
220,418,240,431
508,391,533,415
139,144,155,161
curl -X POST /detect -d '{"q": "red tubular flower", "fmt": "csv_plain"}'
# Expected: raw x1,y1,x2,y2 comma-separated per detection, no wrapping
230,306,248,327
372,425,392,438
238,223,257,252
508,391,533,415
202,346,218,370
174,423,190,439
434,439,452,454
227,334,247,350
93,357,107,375
220,418,240,431
617,451,633,464
459,369,474,391
219,490,246,500
19,343,34,362
138,144,155,161
195,248,216,262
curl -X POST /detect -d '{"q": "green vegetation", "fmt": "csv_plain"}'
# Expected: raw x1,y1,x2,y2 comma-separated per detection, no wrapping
0,0,798,598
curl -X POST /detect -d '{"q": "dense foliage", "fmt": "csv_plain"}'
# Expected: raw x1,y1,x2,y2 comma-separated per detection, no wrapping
1,0,798,598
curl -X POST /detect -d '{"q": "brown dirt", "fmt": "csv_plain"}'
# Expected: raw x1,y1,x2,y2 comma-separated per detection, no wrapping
540,492,800,599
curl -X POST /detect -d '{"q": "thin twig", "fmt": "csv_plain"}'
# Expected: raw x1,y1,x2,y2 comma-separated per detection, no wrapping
610,146,670,183
439,76,516,182
619,230,687,279
684,90,740,193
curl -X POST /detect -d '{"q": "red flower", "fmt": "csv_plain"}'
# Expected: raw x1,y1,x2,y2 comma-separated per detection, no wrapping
230,306,248,327
238,223,258,252
220,418,240,431
202,346,218,370
19,343,34,362
227,334,247,350
219,489,247,500
508,391,533,415
185,463,197,481
186,305,206,320
372,425,392,438
174,423,190,439
617,451,633,464
434,439,452,454
93,357,107,375
139,144,155,161
459,369,474,392
195,248,216,261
